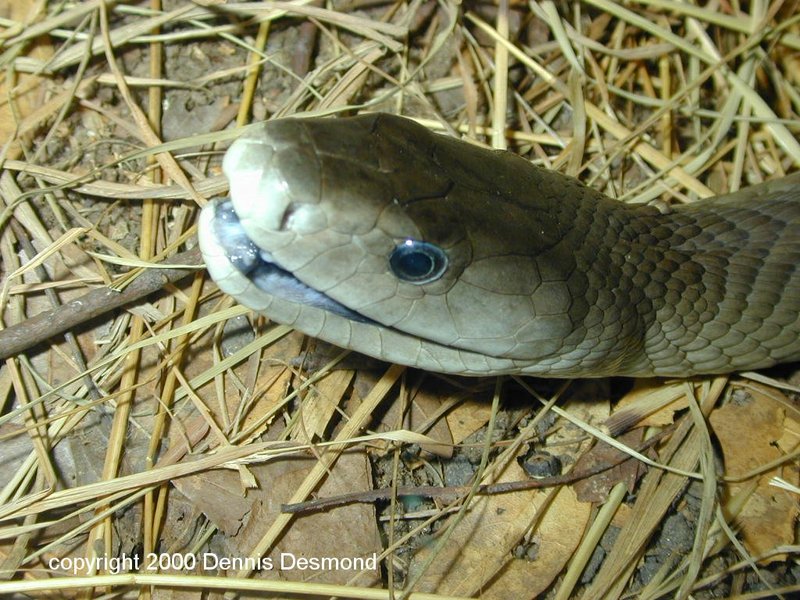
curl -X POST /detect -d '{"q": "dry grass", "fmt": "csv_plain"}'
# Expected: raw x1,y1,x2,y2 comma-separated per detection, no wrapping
0,1,799,599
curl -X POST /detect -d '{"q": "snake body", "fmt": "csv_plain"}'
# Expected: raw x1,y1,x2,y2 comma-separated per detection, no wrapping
198,114,800,377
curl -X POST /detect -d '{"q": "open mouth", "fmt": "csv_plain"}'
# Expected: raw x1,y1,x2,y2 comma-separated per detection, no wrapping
210,199,374,324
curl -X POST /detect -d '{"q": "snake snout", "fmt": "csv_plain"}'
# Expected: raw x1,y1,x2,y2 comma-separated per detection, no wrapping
223,122,325,245
224,132,292,234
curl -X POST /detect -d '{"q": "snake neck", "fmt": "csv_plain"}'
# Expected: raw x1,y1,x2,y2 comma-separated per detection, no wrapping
594,192,800,377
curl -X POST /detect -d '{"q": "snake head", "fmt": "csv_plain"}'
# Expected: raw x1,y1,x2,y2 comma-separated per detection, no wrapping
200,113,800,377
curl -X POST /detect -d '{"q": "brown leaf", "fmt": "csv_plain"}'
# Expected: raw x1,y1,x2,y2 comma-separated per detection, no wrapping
446,398,494,446
0,1,52,156
410,459,591,597
294,368,354,441
173,451,382,585
610,379,688,433
709,382,800,560
573,429,649,503
361,371,455,458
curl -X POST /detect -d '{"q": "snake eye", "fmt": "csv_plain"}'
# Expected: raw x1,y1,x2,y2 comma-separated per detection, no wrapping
389,239,448,284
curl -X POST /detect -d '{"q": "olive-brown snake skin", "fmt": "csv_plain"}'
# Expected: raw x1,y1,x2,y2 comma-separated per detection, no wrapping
198,113,800,378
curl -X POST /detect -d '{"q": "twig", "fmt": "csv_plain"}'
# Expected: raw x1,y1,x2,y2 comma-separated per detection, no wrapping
0,246,203,361
8,219,101,399
281,425,674,514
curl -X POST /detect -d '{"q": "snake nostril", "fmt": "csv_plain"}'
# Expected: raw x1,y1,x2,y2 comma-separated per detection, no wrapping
279,203,328,234
279,205,295,231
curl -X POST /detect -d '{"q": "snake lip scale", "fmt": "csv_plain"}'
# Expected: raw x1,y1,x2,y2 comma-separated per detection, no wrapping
208,199,375,325
198,113,800,378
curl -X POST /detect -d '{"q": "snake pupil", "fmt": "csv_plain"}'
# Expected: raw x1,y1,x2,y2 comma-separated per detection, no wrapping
389,239,448,284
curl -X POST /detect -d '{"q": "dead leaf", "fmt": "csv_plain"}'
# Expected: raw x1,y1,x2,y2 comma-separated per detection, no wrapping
360,371,455,458
610,379,688,432
709,382,799,560
446,398,494,446
174,451,382,585
294,368,354,441
573,429,649,503
410,458,591,597
482,486,591,599
0,0,52,157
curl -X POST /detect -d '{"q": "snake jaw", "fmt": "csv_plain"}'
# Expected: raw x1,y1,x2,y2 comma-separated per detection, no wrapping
200,198,374,324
